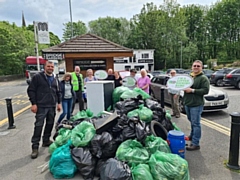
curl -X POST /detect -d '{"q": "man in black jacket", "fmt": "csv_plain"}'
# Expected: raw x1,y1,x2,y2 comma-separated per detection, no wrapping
27,61,61,159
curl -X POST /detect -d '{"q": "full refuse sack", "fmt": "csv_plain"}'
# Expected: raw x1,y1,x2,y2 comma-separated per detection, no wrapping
71,121,96,147
100,158,132,180
49,128,72,154
90,132,119,159
148,151,190,180
131,164,154,180
144,135,171,154
49,140,77,179
71,147,97,180
116,139,149,166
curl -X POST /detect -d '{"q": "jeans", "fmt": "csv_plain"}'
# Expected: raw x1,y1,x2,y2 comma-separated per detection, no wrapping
184,105,204,146
31,107,56,149
71,90,84,113
57,98,73,123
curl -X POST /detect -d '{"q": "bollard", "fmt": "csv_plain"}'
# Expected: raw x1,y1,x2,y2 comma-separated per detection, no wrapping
227,112,240,170
160,87,165,109
5,97,16,129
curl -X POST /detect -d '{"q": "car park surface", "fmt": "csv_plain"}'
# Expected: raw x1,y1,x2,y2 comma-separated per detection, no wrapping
150,75,229,112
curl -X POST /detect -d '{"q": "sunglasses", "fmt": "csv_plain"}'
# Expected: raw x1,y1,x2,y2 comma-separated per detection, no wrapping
193,65,201,67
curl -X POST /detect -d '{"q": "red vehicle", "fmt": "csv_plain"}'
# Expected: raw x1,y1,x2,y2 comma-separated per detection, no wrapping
25,56,47,84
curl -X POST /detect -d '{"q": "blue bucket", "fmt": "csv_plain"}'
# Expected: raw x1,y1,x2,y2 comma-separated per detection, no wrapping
167,130,185,158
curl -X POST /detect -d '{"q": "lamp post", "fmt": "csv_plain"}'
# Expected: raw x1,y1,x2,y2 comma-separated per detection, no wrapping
179,41,183,69
69,0,73,38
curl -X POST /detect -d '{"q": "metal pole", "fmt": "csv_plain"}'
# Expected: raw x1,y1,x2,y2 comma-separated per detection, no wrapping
160,87,165,109
5,98,16,129
180,41,183,69
33,21,40,71
227,112,240,170
69,0,73,38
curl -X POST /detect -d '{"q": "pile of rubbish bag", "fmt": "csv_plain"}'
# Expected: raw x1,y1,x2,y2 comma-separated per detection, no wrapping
48,87,190,180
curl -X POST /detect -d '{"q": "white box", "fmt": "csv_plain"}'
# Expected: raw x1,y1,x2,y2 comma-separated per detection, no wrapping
86,81,114,116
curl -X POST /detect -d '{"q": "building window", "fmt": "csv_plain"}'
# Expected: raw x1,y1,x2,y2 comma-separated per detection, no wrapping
125,66,131,71
133,54,136,62
129,57,132,63
142,53,149,58
134,65,144,71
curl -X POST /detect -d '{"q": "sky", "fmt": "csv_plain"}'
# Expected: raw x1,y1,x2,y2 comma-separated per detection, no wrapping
0,0,218,40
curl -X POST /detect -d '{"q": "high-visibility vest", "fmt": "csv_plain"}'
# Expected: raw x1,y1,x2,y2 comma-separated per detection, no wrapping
72,72,84,91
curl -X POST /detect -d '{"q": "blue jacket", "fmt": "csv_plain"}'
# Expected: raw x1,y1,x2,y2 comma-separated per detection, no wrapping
60,80,75,101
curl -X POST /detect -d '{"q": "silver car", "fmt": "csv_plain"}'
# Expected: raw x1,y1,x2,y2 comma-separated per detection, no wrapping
150,75,229,112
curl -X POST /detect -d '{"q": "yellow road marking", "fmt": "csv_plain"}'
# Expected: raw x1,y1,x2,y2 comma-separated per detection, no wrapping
0,104,31,127
180,113,230,136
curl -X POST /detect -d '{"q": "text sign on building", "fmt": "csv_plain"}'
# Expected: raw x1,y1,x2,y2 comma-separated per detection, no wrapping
74,60,106,70
138,59,154,63
114,59,128,63
35,22,50,44
42,53,64,60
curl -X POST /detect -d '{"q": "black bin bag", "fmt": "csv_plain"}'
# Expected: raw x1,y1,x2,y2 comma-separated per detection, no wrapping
100,158,132,180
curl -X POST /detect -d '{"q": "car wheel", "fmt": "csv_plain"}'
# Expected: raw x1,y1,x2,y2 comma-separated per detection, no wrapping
216,79,224,87
237,81,240,89
179,97,185,113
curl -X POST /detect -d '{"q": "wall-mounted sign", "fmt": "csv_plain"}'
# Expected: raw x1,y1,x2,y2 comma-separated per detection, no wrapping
34,21,50,44
73,59,106,70
42,53,65,60
138,59,154,63
94,70,108,80
122,76,137,87
114,59,128,63
167,75,193,91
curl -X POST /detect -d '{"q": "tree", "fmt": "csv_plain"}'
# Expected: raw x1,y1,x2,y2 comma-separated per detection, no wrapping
62,21,87,41
88,17,131,46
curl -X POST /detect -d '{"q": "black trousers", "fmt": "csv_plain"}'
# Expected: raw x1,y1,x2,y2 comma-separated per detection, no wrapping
71,90,84,113
31,107,56,149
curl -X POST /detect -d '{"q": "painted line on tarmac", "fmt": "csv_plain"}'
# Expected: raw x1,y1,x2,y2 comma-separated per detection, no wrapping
0,104,31,127
181,113,230,137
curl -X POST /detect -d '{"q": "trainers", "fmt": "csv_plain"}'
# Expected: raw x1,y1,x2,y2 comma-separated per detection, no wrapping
186,145,200,151
31,149,38,159
42,140,53,147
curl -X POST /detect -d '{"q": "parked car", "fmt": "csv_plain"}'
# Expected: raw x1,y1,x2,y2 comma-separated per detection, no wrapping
166,68,185,75
203,69,214,79
150,70,165,76
150,75,229,112
223,68,240,89
210,68,234,86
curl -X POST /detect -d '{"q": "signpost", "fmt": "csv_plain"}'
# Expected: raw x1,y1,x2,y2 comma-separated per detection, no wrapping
166,75,193,91
33,21,50,71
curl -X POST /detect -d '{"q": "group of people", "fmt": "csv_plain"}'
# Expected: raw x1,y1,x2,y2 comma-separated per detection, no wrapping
168,60,210,151
27,60,208,159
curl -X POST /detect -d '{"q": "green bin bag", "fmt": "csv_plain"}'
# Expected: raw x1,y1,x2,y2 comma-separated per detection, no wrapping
71,109,94,121
148,151,190,180
120,89,140,100
116,139,149,166
145,135,171,154
49,140,77,179
49,128,72,154
138,106,153,122
131,164,154,180
133,88,151,99
112,86,130,104
71,121,96,147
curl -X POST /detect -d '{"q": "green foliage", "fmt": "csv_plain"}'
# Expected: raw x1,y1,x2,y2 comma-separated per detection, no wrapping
62,21,87,41
89,17,130,46
0,21,61,75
